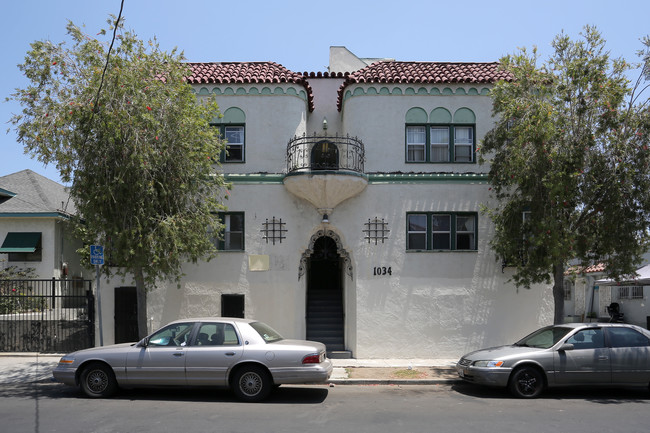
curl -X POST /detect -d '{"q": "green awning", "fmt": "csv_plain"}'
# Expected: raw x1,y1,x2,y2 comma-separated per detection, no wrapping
0,232,41,253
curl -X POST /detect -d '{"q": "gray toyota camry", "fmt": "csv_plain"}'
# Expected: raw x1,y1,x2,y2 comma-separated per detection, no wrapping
456,323,650,398
53,317,333,402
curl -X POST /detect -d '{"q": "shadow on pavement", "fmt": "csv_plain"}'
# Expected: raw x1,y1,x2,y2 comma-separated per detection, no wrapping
452,382,650,403
0,381,329,404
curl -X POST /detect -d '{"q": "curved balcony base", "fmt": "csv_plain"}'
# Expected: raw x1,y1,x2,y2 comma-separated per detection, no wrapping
283,171,368,212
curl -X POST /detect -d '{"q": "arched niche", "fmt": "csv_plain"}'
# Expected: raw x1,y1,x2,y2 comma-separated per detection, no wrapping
430,107,452,123
405,107,427,123
453,107,476,124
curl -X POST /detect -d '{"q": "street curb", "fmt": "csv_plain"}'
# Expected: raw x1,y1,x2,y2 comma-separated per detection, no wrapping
0,353,63,358
328,378,463,386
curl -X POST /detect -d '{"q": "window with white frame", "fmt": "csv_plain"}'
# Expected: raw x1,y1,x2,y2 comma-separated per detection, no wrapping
221,125,245,162
407,213,478,251
406,126,426,162
212,107,246,163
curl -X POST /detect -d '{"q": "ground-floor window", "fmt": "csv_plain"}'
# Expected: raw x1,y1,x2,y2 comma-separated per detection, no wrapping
406,212,477,251
212,212,244,251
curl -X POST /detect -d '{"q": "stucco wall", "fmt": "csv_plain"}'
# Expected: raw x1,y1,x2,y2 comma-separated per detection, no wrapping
88,78,557,358
341,84,495,174
197,85,309,174
94,180,554,359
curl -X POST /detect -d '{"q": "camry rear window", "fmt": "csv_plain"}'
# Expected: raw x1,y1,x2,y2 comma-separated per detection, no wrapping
250,322,284,343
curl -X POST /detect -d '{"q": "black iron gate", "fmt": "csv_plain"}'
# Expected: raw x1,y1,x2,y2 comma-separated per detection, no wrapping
0,278,95,352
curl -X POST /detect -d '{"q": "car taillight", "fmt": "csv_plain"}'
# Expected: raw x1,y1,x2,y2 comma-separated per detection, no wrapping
302,353,321,364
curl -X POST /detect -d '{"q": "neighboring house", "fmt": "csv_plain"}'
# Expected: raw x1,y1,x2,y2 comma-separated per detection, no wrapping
98,47,554,358
0,169,82,279
567,262,650,329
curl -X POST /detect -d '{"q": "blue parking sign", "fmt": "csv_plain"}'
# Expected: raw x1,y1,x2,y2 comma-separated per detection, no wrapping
90,245,104,265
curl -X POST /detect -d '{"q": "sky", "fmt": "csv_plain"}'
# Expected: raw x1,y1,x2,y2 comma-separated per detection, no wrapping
1,0,648,184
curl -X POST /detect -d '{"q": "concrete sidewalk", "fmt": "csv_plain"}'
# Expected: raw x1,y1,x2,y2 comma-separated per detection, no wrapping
0,353,462,386
329,358,460,385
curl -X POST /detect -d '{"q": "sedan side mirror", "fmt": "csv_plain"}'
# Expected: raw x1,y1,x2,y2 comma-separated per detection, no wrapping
138,337,149,348
558,343,574,352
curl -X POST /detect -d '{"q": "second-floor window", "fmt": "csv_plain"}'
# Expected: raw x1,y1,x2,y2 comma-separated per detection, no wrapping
406,125,475,163
213,107,246,163
220,125,245,163
407,213,477,251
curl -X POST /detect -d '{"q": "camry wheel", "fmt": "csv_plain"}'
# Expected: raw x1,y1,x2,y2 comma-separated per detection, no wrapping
232,365,272,402
508,366,544,398
80,362,117,398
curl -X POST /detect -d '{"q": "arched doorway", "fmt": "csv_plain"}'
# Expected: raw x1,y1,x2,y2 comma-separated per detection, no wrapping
306,236,344,351
311,140,339,170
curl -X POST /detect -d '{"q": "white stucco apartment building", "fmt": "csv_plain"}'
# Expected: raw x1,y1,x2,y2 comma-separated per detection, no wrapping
100,47,554,358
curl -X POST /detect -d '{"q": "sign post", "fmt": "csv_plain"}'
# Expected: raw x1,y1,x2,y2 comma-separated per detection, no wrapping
90,245,105,346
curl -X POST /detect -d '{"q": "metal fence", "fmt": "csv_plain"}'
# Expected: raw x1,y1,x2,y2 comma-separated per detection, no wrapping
0,278,95,352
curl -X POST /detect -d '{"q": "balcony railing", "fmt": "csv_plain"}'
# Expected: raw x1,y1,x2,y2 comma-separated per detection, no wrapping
286,133,365,173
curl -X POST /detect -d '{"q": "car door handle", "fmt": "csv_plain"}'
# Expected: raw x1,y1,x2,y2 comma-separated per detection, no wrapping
173,352,185,357
598,356,608,361
225,352,236,356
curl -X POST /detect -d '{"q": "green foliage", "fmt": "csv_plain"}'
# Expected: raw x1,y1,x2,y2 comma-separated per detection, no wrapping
0,264,43,314
8,17,228,333
481,26,650,322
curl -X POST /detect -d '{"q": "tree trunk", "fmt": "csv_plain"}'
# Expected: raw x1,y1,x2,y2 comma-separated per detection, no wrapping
552,264,565,325
134,267,149,339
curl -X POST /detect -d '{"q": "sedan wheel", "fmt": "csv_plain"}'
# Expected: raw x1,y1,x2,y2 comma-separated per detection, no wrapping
80,362,117,398
508,366,544,398
232,365,272,402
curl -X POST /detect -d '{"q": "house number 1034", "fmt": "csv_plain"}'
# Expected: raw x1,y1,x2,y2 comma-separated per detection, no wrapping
373,266,392,276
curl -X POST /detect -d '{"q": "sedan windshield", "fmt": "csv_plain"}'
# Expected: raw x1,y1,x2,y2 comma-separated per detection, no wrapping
514,326,573,349
250,322,284,343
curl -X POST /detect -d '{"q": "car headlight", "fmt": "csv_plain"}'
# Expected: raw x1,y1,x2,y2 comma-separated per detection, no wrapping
473,360,504,368
58,355,75,365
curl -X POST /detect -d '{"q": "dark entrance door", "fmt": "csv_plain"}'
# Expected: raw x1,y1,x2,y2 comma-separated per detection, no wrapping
306,236,344,351
114,286,138,343
222,294,245,318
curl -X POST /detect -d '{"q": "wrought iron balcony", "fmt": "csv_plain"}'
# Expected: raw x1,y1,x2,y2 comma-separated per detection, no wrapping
284,133,367,215
286,133,365,173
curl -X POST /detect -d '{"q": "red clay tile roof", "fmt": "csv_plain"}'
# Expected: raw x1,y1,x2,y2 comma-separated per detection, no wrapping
566,263,607,275
185,61,512,113
186,62,314,111
337,61,513,110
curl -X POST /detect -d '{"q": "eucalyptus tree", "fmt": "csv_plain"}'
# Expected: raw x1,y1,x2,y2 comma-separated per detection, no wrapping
481,27,650,323
9,17,228,337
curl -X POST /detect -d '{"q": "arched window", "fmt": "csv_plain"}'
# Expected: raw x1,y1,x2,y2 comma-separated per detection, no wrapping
405,107,476,163
213,107,246,163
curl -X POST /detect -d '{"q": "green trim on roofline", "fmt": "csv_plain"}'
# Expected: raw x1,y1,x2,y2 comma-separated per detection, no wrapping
194,85,308,103
343,85,491,104
0,212,71,219
224,172,488,185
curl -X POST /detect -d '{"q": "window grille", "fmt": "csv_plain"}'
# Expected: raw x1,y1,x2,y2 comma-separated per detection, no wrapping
619,286,644,300
363,218,390,245
261,217,287,245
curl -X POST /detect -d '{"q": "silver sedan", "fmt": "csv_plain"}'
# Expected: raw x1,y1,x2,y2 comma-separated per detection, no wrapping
53,317,333,402
456,323,650,398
